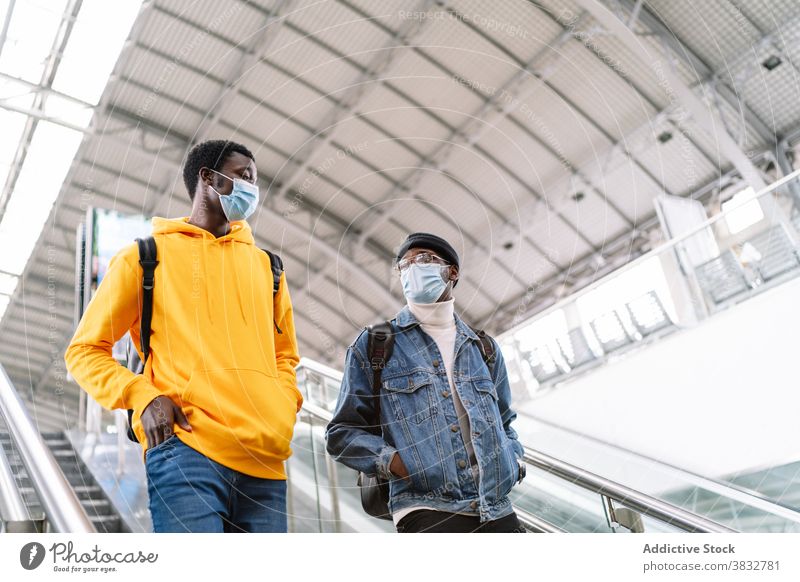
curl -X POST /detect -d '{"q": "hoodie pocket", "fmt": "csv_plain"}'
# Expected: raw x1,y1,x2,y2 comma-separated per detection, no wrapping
182,368,298,459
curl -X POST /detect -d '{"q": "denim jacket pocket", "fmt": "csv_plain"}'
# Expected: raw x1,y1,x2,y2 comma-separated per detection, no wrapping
472,377,501,423
383,371,437,425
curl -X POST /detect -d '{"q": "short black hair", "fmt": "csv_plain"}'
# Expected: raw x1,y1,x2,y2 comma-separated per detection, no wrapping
183,139,255,200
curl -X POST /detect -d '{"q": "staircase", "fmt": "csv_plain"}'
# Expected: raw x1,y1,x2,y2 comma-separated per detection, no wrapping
0,431,125,532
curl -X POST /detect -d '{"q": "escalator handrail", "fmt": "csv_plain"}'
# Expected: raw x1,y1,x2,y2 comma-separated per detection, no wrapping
514,506,566,532
298,357,343,382
523,448,735,533
0,364,96,532
0,437,31,525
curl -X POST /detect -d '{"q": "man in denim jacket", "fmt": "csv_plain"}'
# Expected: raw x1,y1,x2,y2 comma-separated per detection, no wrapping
326,233,526,533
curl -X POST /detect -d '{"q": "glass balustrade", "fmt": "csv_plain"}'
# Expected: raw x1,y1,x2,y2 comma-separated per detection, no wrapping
287,359,796,533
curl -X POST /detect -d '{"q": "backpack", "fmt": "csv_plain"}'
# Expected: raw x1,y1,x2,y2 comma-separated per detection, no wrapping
124,236,284,443
358,318,496,520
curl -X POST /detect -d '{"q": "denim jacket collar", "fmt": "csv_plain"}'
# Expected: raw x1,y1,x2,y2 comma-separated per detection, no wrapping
394,304,479,341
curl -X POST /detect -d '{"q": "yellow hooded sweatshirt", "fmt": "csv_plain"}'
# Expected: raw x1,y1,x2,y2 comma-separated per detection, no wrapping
64,217,302,480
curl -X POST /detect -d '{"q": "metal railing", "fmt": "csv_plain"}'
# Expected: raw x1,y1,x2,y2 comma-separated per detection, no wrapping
507,168,800,337
0,438,34,532
519,413,800,531
0,364,95,533
292,359,735,533
522,449,734,533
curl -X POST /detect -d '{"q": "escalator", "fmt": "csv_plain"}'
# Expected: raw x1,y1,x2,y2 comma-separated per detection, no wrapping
661,461,800,532
2,358,799,533
509,413,800,533
721,461,800,511
0,430,123,532
290,358,800,534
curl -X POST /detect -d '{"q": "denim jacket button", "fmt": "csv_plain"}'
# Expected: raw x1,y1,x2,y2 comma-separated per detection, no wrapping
441,390,450,398
470,500,478,509
451,425,459,433
432,359,440,367
458,459,467,469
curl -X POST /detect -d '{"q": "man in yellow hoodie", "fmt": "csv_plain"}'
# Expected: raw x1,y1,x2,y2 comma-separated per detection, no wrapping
65,140,302,532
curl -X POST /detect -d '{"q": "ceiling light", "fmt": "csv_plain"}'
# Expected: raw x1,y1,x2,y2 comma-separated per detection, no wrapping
762,55,782,71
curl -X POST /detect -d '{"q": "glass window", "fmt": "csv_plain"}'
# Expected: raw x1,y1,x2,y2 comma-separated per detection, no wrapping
722,187,765,234
576,257,677,335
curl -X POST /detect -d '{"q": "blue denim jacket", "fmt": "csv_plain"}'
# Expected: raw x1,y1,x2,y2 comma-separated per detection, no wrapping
325,306,525,523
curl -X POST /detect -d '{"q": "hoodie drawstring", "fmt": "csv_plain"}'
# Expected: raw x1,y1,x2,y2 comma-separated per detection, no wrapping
203,237,213,326
230,240,248,326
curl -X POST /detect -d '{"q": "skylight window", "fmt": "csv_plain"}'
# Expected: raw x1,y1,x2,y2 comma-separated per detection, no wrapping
0,271,18,295
43,94,94,128
0,2,8,30
0,75,35,109
0,0,68,83
722,186,765,234
0,106,28,185
0,0,142,320
0,120,82,275
51,0,142,105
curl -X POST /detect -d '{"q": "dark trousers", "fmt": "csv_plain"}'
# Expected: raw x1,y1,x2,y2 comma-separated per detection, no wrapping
396,509,526,533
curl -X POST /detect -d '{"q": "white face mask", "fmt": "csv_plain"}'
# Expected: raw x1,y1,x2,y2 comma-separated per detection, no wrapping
209,169,259,221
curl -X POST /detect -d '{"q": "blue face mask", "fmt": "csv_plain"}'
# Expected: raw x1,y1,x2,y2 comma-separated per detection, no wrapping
209,169,259,221
401,263,450,304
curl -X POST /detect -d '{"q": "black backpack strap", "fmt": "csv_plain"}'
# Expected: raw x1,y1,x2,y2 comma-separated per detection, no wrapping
468,325,496,373
366,321,395,433
128,236,157,444
261,249,284,334
262,249,283,294
136,236,158,363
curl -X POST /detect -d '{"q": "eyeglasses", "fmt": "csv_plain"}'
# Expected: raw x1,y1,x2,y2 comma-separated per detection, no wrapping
395,252,449,273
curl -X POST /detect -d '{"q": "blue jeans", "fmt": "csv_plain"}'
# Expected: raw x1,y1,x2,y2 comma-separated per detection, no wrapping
145,436,288,532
